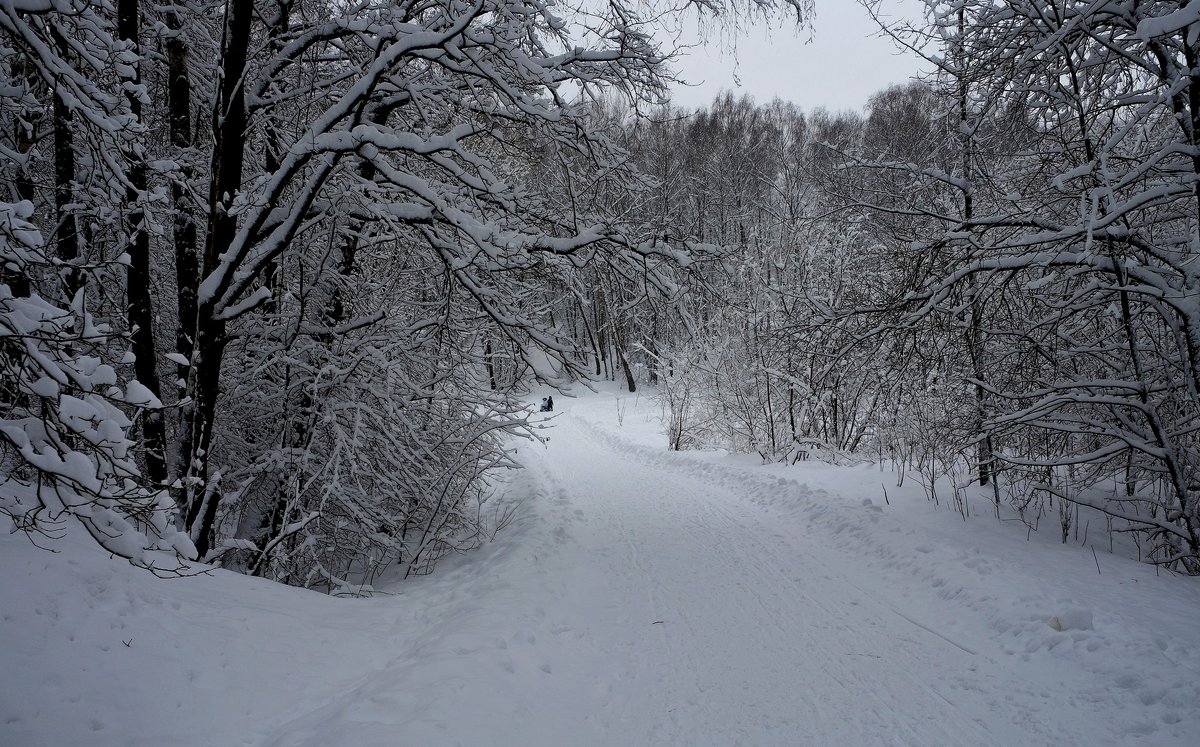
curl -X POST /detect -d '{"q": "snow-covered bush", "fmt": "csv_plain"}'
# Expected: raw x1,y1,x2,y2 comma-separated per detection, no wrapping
213,290,528,590
0,201,194,571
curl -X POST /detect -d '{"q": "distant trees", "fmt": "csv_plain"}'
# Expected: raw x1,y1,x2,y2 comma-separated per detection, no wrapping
624,93,882,462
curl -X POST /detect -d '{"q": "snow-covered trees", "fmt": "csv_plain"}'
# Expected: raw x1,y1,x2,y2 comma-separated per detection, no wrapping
0,0,810,589
855,0,1200,570
596,3,1200,573
10,0,1195,580
623,95,883,462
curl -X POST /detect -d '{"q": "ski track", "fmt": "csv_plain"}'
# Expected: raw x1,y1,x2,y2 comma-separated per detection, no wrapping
252,404,1002,745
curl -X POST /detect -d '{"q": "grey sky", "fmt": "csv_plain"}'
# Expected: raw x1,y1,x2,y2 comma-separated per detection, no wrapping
668,1,929,113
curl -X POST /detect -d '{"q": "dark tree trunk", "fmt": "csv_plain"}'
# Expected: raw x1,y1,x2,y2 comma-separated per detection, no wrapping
6,54,36,298
184,0,253,556
118,0,168,486
52,87,81,299
50,24,82,300
164,5,197,408
617,346,636,392
614,323,636,393
485,339,497,390
957,7,991,488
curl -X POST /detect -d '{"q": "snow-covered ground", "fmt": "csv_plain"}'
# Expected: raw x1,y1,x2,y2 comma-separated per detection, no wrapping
4,385,1200,746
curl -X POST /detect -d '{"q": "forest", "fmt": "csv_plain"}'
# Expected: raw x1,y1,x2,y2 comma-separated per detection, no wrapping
2,0,1199,592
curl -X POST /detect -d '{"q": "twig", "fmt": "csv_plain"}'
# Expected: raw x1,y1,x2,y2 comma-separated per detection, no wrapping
1091,546,1102,575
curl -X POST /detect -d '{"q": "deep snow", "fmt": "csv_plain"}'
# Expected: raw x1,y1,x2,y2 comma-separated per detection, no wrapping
3,386,1200,745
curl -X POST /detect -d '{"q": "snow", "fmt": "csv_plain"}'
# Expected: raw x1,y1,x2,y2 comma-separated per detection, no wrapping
26,376,59,398
120,381,161,408
1135,1,1200,40
4,385,1200,745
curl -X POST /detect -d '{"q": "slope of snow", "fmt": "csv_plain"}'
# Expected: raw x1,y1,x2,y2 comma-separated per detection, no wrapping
3,385,1199,745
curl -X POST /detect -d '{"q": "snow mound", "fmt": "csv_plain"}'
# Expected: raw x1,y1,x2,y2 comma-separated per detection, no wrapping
1049,609,1094,632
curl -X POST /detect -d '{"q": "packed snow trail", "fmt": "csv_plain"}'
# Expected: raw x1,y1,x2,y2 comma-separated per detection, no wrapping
504,415,996,745
5,389,1200,746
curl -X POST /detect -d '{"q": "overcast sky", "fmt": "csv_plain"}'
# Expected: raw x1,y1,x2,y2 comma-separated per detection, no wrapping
667,2,929,113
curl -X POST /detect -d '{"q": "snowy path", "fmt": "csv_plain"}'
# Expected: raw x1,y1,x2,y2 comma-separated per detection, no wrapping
512,415,996,745
257,396,1193,746
5,390,1200,746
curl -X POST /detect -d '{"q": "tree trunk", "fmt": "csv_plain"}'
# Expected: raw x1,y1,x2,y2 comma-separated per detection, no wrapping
164,4,197,410
617,340,636,393
118,0,168,486
6,53,37,298
184,0,253,556
52,86,81,298
50,25,81,300
957,7,991,488
485,339,497,391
